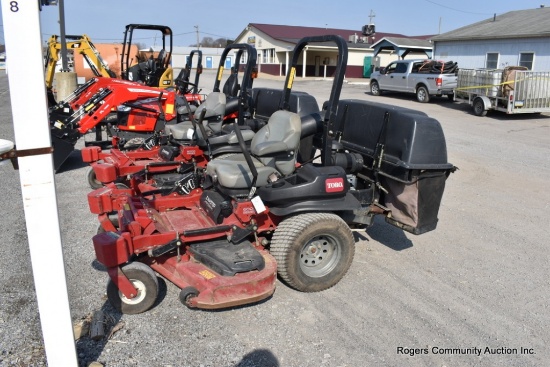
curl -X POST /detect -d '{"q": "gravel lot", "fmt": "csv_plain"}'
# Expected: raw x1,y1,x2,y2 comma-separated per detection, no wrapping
1,69,549,367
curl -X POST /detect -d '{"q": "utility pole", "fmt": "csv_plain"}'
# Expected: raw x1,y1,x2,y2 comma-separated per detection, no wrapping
58,0,69,71
194,25,200,49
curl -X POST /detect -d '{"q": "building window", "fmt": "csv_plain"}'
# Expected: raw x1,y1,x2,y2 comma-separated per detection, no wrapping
486,53,499,69
519,52,534,70
262,48,275,64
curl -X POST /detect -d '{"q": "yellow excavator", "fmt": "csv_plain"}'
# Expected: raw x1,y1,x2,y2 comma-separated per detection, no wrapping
44,34,116,105
45,25,174,105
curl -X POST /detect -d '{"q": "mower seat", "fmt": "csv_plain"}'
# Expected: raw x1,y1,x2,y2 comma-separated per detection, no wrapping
168,92,227,139
206,110,302,189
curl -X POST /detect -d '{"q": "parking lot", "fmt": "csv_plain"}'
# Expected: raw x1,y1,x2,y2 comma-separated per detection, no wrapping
1,69,549,367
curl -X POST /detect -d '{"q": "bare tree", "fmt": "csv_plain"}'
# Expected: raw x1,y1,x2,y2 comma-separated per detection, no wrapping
189,37,230,48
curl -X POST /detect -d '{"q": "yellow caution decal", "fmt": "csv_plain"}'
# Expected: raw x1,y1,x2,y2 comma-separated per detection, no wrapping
199,269,216,280
165,103,174,115
287,67,296,89
217,66,224,81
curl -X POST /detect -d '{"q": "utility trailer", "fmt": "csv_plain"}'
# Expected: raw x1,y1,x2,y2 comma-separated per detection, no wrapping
454,67,550,116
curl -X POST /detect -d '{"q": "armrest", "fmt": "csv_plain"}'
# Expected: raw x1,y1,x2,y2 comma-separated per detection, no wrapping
251,141,288,156
227,130,255,144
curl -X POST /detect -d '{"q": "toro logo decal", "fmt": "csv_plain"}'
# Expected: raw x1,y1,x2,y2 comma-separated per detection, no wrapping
325,178,345,193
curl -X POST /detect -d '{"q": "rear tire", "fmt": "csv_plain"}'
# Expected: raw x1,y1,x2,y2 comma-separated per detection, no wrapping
416,85,430,103
370,80,381,96
107,262,159,315
270,213,355,292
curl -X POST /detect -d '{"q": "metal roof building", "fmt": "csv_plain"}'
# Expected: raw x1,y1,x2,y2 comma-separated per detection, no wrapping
431,6,550,71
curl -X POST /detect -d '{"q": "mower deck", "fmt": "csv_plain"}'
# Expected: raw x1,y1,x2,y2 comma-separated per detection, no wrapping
144,248,277,309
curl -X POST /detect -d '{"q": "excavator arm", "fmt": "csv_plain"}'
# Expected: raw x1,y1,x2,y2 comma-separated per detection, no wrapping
44,34,116,90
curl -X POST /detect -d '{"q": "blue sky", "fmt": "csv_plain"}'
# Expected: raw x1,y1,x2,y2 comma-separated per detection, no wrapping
0,0,548,46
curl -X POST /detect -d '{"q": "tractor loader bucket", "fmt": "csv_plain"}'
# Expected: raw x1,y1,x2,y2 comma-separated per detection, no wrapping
51,134,76,172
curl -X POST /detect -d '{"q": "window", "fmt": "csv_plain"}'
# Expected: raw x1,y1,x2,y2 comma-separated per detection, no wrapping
519,52,534,70
385,62,397,73
262,48,275,64
486,53,499,69
395,62,408,73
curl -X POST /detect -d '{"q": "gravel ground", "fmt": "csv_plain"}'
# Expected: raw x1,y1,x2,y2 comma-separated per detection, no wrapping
1,69,549,367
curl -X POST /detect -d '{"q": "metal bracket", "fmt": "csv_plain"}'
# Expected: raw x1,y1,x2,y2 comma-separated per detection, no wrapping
0,146,54,170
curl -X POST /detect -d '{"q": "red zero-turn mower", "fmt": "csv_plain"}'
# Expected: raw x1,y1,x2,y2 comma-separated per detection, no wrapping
89,35,456,314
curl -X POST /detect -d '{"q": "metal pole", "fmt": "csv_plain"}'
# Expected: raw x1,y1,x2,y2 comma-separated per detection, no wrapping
0,1,78,366
195,25,200,49
58,0,69,71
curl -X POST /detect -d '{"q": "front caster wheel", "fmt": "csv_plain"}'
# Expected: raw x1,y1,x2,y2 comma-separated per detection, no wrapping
179,286,199,308
87,168,103,189
107,262,159,314
270,213,355,292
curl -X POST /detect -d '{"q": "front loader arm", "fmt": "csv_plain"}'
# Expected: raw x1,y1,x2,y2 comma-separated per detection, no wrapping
74,83,176,134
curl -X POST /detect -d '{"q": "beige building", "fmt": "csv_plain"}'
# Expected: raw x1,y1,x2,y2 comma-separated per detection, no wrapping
233,23,432,78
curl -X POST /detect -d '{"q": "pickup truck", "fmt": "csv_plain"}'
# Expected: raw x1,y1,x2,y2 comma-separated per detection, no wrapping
369,59,458,103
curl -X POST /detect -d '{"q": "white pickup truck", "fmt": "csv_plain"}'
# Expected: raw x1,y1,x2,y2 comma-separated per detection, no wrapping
369,59,458,103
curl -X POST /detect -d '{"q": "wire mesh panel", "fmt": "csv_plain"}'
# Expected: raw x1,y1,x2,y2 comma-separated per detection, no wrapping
514,71,550,110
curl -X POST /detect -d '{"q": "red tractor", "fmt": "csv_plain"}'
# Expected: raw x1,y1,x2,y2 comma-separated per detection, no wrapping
49,78,190,171
89,35,455,314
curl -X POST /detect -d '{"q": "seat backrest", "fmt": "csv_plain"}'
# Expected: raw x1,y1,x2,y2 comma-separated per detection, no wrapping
174,67,190,93
251,110,302,175
222,69,240,97
193,92,227,134
156,49,166,68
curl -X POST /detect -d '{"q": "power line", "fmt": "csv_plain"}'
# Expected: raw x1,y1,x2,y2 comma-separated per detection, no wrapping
201,31,234,39
36,28,230,46
423,0,493,15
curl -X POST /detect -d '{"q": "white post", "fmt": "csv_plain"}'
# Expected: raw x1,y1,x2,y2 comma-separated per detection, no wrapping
302,47,307,77
1,2,78,366
285,51,289,77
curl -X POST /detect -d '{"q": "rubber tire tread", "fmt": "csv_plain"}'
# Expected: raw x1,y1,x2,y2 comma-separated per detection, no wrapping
416,85,430,103
473,98,487,116
270,213,355,292
370,81,381,96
